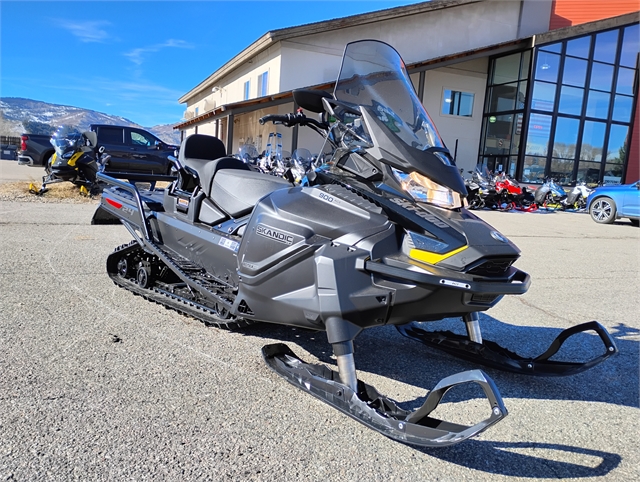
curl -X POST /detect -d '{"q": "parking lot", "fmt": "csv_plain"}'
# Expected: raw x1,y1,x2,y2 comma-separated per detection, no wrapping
0,169,638,480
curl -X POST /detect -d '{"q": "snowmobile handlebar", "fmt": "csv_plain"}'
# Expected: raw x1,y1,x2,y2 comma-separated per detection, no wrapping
259,113,328,130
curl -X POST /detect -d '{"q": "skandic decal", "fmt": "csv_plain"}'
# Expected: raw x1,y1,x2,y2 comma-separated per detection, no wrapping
256,225,294,245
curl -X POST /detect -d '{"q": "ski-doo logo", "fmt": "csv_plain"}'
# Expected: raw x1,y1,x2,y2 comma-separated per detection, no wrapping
256,225,294,245
389,198,450,229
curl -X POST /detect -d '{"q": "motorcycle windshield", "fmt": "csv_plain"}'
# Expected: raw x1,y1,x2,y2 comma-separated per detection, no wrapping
334,40,466,196
50,125,82,158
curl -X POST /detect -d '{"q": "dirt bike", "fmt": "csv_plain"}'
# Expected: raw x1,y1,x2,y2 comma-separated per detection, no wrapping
94,40,616,448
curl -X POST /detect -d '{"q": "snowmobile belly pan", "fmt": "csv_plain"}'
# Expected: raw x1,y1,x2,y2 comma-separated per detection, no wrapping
263,343,507,447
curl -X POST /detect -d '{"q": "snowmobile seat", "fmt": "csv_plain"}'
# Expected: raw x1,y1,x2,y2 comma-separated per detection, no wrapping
211,169,290,218
178,134,250,197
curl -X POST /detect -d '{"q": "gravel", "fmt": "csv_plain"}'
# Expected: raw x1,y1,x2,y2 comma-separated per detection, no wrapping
1,199,638,481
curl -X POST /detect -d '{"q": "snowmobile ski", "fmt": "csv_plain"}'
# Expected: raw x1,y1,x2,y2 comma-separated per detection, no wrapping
397,320,618,376
262,343,506,447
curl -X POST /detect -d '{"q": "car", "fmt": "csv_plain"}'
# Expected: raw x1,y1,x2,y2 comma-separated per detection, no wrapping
587,180,640,226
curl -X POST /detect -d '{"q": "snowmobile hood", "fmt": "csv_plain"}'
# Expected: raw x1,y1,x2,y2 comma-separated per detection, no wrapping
333,40,466,195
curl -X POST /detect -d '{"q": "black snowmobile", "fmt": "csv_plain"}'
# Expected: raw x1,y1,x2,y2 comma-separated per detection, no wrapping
30,126,110,196
94,40,617,447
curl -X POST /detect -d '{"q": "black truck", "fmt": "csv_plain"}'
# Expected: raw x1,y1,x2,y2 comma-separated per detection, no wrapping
18,125,177,174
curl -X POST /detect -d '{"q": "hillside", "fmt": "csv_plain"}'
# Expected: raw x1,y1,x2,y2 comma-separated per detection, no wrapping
0,97,181,145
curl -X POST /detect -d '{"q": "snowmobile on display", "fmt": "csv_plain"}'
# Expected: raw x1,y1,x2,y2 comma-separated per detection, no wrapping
95,40,617,447
29,126,110,196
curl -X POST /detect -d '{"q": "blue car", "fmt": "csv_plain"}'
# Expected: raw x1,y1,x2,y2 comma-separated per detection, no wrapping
587,180,640,226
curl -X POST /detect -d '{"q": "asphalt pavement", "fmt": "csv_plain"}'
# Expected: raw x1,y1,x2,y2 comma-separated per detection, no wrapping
0,192,638,481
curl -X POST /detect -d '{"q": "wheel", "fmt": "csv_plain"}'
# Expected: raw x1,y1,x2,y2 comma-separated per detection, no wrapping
117,258,129,278
630,219,639,227
137,264,152,288
590,197,617,224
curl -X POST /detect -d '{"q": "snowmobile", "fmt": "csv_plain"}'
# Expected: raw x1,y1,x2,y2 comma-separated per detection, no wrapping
29,126,110,196
94,40,617,447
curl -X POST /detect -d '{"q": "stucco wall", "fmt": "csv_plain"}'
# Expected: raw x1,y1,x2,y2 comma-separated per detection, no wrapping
420,58,488,174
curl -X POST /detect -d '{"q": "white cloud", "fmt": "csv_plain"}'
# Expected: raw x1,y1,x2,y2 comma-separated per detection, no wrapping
124,39,193,66
56,19,112,43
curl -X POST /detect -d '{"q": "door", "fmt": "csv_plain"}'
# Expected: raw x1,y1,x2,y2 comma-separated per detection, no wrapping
621,181,640,217
95,126,129,171
126,128,166,173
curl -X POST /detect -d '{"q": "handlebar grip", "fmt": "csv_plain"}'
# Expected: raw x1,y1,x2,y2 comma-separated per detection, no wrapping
259,114,289,125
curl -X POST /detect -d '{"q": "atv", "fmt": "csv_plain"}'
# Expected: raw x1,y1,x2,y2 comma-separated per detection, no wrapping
94,40,617,447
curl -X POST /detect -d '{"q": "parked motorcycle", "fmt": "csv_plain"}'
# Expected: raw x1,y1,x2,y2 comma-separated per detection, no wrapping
29,126,110,196
95,40,616,447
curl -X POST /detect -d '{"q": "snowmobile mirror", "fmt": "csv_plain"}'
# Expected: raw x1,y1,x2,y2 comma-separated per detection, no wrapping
83,131,98,148
292,89,333,114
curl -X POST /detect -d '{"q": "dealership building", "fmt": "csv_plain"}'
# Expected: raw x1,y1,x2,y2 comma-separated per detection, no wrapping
175,0,639,185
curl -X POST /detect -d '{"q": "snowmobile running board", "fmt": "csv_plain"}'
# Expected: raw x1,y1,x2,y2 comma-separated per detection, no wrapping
397,321,618,376
262,343,507,448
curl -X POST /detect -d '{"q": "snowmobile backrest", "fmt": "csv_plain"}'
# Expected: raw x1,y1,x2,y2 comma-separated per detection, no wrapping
178,134,249,197
179,134,227,163
211,169,289,218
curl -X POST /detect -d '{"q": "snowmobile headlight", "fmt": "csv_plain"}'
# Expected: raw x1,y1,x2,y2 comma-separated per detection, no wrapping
393,169,463,209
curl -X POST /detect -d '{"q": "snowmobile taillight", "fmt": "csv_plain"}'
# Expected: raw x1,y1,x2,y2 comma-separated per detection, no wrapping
106,198,123,209
393,168,463,209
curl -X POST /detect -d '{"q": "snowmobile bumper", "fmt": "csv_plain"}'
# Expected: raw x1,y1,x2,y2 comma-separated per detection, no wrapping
364,259,531,297
397,320,618,376
262,343,507,447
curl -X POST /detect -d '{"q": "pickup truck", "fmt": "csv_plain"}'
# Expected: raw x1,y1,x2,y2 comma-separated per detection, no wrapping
18,125,178,175
17,133,54,168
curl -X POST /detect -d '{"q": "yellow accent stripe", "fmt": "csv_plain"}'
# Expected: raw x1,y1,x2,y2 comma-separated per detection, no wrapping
409,245,467,265
67,152,83,167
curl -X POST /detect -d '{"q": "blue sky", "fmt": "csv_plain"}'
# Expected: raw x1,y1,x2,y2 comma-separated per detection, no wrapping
1,1,424,127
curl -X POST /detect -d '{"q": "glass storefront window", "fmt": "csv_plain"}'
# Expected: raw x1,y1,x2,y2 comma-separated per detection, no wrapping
488,82,519,111
589,62,614,91
566,36,591,59
604,162,624,184
492,54,521,84
620,24,639,68
616,67,636,95
553,117,580,159
539,43,562,54
526,113,552,156
607,124,629,163
532,81,556,111
586,90,610,119
558,86,584,115
562,57,588,87
549,158,574,184
535,52,560,82
593,30,619,64
522,156,546,183
612,95,633,122
576,160,601,184
520,50,531,79
580,121,606,161
483,114,515,156
511,113,524,156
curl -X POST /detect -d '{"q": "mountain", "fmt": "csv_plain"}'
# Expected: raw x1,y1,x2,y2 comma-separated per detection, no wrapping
0,97,181,145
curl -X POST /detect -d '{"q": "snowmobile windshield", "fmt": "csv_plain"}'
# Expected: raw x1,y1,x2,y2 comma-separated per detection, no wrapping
50,126,83,159
334,40,466,205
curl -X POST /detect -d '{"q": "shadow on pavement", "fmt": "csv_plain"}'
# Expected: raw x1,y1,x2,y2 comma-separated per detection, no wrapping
418,441,621,478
